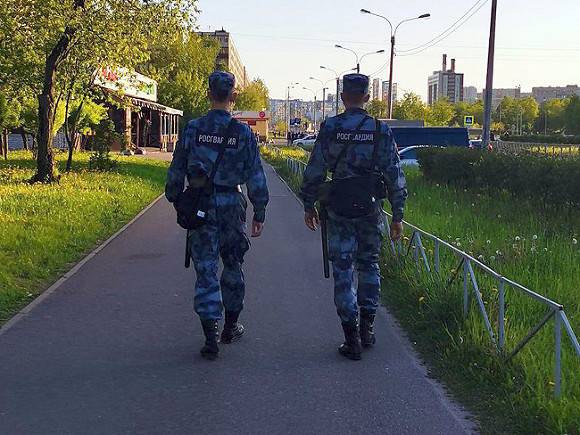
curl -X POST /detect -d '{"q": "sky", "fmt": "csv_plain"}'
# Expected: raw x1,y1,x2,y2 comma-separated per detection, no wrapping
196,0,580,101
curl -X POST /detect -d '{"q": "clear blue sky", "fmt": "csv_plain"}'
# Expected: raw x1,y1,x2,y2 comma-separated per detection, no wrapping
196,0,580,101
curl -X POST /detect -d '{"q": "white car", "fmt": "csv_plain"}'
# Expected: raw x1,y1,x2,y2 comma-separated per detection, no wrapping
292,134,317,147
398,146,426,167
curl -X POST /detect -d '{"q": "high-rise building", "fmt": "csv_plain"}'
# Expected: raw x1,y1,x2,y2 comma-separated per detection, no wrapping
198,29,249,88
428,54,464,105
463,86,478,103
381,81,398,104
532,85,580,102
479,87,522,109
372,78,381,100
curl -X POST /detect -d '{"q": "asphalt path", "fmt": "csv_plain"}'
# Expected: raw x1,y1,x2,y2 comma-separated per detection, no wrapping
0,164,475,434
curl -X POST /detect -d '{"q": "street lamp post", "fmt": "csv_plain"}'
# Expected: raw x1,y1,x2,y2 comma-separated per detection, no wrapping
361,9,430,119
335,45,385,74
286,82,299,142
310,76,332,124
302,87,318,132
481,0,498,149
320,66,357,116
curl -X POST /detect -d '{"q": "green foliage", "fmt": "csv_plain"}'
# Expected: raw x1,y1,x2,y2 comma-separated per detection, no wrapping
68,99,107,135
142,33,219,121
564,95,580,135
417,147,580,211
503,134,580,144
452,100,484,126
0,92,21,130
425,98,455,126
392,92,426,121
365,99,387,119
0,151,169,322
88,120,118,171
494,96,539,134
235,78,270,111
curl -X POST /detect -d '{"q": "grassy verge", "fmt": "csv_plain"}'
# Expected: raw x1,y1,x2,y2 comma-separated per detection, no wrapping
261,146,580,434
0,151,169,323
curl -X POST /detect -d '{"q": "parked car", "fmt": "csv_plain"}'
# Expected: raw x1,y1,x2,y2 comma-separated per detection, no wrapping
469,139,483,149
292,134,317,147
398,146,427,167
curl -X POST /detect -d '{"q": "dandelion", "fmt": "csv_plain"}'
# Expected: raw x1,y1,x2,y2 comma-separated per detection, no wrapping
532,235,538,240
436,183,440,187
496,250,502,256
478,255,484,261
456,242,461,247
515,236,521,241
544,247,548,252
471,203,475,207
490,256,496,261
573,238,578,245
419,296,425,303
486,240,491,245
497,214,502,219
455,237,461,242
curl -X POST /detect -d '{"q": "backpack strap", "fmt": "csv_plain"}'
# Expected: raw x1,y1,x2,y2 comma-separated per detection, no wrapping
330,115,371,174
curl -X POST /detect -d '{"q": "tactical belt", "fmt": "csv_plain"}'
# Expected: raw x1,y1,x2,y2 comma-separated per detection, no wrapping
214,184,242,193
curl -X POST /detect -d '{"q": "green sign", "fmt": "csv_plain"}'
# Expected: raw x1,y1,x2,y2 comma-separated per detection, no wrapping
464,115,474,126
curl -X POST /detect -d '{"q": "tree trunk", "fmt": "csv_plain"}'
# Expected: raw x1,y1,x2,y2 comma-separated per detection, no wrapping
2,129,8,160
32,17,80,182
20,127,29,150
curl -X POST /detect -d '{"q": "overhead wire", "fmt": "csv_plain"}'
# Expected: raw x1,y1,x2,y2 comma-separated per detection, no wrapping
397,0,490,56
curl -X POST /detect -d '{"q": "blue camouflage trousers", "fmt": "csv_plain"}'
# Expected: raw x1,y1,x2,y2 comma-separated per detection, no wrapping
328,210,386,324
188,192,250,321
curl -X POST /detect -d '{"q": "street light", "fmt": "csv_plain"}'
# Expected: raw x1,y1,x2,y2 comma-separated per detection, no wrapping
361,8,430,118
286,82,299,142
320,66,357,115
335,44,385,73
310,76,333,123
302,87,318,132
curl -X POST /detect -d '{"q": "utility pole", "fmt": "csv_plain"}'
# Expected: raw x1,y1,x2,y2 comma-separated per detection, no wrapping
482,0,498,149
388,35,395,119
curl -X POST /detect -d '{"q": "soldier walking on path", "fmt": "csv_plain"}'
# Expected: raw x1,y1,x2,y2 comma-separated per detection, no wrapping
165,71,269,361
300,74,407,361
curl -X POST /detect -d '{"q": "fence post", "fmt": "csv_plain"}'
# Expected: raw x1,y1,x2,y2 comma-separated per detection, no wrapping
555,310,562,398
463,258,470,317
434,239,440,274
498,278,506,351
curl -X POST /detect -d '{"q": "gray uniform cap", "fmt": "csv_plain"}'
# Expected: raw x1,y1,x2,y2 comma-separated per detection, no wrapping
209,71,236,94
342,73,370,94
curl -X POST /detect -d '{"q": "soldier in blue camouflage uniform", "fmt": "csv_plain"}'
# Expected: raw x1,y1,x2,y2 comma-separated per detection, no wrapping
166,71,269,360
300,74,407,361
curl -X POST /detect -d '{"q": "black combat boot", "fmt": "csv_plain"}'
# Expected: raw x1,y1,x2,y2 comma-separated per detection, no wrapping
220,310,245,344
200,319,219,360
360,311,376,348
338,321,362,361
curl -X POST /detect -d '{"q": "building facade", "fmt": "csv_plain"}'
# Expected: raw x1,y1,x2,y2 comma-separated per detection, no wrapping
381,81,398,104
478,87,522,110
198,29,249,88
372,78,381,100
428,54,464,105
463,86,478,103
532,85,580,102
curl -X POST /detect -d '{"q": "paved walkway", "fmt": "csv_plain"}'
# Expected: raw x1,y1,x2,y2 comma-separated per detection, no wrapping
0,165,475,435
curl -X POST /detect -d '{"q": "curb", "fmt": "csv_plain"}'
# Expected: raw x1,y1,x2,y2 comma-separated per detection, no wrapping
0,194,166,337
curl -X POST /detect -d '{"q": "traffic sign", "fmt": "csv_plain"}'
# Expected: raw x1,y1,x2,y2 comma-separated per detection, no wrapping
259,111,266,119
464,115,474,126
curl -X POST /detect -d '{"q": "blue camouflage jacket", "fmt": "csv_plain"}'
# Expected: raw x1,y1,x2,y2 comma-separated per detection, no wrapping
165,109,269,223
300,107,407,222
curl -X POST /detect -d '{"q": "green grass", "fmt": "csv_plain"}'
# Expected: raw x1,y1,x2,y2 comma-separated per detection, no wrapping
262,148,580,434
0,151,169,323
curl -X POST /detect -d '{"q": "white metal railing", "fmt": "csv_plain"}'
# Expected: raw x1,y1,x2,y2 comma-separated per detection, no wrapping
277,154,580,399
494,141,580,157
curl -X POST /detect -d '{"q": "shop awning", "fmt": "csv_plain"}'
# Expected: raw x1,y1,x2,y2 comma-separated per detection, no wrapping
130,97,183,116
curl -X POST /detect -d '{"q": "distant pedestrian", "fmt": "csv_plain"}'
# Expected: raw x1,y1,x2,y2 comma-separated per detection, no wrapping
300,73,408,361
165,71,269,361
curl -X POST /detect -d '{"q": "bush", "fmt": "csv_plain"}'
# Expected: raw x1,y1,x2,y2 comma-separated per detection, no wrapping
88,120,118,171
502,134,580,144
417,148,580,210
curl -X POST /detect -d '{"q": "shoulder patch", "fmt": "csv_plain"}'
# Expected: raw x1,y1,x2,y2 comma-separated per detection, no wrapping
195,130,240,149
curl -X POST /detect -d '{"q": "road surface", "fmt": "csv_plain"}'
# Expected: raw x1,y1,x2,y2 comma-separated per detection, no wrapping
0,164,475,434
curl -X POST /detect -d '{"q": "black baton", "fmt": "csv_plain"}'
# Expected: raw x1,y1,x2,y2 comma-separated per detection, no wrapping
320,206,330,279
185,230,191,268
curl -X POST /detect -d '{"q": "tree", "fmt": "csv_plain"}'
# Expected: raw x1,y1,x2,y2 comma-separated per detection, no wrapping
392,93,427,121
452,100,484,126
1,0,197,182
495,96,539,134
563,95,580,134
235,79,270,111
0,92,21,159
142,32,220,122
366,99,387,119
425,98,454,126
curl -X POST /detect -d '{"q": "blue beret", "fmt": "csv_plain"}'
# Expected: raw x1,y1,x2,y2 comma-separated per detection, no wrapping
209,71,236,94
343,73,370,94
